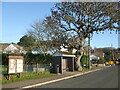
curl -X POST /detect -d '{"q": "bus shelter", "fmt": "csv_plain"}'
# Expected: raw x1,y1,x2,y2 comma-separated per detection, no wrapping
53,51,75,74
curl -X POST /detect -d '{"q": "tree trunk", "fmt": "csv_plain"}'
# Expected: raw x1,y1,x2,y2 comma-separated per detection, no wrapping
75,55,83,71
75,39,85,71
36,62,38,73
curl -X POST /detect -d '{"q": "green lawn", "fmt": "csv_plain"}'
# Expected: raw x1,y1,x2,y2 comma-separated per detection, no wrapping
1,65,56,84
2,71,56,84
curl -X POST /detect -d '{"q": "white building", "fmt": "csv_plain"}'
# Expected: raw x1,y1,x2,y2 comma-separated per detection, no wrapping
0,43,26,54
90,54,99,61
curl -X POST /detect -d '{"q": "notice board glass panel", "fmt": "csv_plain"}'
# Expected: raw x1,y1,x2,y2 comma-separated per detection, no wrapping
9,59,16,73
17,59,23,73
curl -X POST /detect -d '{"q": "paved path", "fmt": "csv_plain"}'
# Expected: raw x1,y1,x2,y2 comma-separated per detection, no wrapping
35,66,119,88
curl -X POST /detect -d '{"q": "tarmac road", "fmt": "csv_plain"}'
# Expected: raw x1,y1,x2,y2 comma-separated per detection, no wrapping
36,66,119,88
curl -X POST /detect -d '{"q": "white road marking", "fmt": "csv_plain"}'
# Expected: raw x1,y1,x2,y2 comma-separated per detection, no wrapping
20,68,102,89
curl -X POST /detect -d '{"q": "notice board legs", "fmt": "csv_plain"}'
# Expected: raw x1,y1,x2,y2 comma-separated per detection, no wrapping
6,73,21,80
8,74,10,80
17,73,21,78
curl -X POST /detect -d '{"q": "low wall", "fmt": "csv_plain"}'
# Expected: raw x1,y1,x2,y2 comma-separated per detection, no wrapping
98,64,105,67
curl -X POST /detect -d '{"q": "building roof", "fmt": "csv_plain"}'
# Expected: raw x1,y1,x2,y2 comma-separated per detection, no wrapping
57,51,73,55
0,43,23,51
0,43,9,50
53,51,75,57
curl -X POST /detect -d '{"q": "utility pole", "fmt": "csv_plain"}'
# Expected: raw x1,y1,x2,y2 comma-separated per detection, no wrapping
111,44,114,60
103,53,105,66
88,33,91,69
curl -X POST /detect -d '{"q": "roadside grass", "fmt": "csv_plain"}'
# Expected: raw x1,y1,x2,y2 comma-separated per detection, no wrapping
2,71,56,84
1,65,56,84
1,65,102,84
82,67,91,71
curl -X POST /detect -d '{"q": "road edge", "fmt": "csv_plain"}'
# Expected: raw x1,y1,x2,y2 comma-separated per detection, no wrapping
18,67,109,89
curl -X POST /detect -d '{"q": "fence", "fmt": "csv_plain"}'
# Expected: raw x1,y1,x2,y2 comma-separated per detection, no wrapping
24,64,51,72
1,64,51,75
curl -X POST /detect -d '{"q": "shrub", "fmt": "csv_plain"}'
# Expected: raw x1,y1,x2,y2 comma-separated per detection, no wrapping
2,53,24,65
81,55,89,67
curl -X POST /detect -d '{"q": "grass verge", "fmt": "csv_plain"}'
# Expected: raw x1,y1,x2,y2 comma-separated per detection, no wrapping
82,67,91,71
2,72,56,84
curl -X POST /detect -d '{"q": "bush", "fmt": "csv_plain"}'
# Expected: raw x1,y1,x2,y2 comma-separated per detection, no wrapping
24,53,53,64
81,55,89,67
2,53,9,65
2,53,24,65
1,53,53,65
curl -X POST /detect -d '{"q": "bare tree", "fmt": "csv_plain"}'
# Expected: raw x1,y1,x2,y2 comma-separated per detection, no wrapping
28,20,51,55
27,20,69,55
44,2,119,71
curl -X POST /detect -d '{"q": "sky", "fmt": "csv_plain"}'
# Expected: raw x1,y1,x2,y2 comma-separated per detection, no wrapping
1,2,119,48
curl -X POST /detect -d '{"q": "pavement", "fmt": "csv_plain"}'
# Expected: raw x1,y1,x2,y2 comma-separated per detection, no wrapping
2,66,110,89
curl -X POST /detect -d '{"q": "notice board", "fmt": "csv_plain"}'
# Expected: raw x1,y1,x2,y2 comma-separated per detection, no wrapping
8,56,24,74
